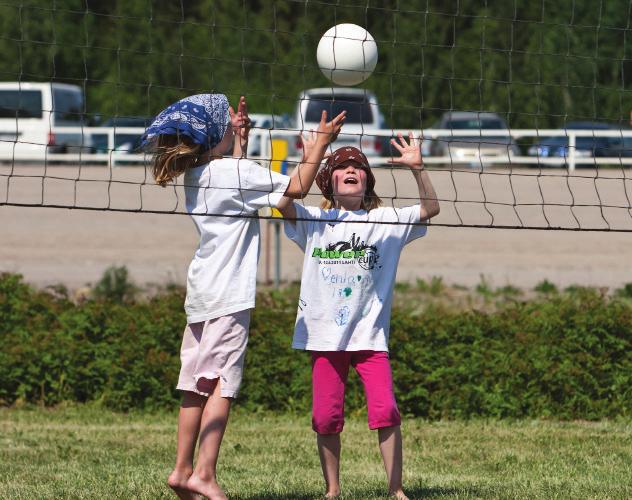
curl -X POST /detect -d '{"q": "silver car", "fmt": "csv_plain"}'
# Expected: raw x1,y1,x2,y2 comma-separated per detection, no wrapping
429,111,520,165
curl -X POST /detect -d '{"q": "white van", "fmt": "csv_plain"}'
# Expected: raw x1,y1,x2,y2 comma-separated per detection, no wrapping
294,88,384,157
0,82,88,161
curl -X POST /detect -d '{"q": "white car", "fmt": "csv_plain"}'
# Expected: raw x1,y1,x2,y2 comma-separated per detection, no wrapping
247,113,286,158
0,81,89,161
293,88,385,158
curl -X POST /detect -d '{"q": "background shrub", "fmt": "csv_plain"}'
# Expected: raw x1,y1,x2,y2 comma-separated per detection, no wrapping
0,273,630,418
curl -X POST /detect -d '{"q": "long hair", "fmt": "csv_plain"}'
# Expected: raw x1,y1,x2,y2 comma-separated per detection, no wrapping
150,134,202,187
319,191,383,211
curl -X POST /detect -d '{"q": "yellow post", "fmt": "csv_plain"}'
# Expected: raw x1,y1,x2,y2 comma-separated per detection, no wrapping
270,138,288,218
269,138,290,287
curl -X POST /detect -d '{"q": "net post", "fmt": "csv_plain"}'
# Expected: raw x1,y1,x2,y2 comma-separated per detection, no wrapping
274,220,281,289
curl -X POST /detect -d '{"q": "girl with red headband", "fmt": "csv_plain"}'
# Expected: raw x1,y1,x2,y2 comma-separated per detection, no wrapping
278,133,440,499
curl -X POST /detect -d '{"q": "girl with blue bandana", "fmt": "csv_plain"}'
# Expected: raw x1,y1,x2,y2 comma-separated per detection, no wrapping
141,94,345,500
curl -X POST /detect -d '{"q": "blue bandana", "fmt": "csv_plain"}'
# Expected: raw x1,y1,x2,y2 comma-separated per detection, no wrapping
140,94,230,152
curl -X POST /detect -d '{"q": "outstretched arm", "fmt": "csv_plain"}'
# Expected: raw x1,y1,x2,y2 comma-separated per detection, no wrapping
388,132,440,221
277,109,346,219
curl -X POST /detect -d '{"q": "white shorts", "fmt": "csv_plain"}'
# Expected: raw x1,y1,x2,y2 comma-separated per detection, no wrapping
176,309,250,398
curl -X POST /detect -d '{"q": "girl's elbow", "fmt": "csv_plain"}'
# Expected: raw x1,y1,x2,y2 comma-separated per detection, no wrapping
421,203,440,220
285,189,306,199
282,185,300,199
284,180,309,199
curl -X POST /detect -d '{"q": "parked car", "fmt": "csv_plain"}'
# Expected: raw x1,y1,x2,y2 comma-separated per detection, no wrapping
90,115,152,153
379,130,432,159
429,111,520,163
248,113,286,157
0,81,89,160
293,87,385,157
527,121,632,160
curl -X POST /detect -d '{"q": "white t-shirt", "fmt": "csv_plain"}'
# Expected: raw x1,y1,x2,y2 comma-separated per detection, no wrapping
183,158,289,323
284,203,427,351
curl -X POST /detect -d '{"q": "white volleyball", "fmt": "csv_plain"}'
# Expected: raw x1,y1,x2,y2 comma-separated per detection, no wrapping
317,24,378,86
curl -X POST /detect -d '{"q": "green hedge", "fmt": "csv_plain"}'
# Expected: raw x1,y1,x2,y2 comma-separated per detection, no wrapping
1,273,630,418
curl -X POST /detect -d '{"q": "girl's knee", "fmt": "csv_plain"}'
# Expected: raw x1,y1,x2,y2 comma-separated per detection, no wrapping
312,409,345,434
368,400,401,430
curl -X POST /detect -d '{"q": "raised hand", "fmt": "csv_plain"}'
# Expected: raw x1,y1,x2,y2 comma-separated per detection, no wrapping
315,109,346,146
389,131,440,220
229,96,251,157
388,132,423,170
229,96,251,141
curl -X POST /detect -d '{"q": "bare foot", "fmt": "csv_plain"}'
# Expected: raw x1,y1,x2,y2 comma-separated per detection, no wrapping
167,469,198,500
325,489,341,498
186,473,227,500
389,489,409,500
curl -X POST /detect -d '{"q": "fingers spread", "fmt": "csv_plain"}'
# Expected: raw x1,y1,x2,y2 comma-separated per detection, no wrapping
334,110,347,122
390,138,404,153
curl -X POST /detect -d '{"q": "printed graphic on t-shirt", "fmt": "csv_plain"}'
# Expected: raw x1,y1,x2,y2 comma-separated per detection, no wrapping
301,231,383,326
310,232,381,270
335,305,350,326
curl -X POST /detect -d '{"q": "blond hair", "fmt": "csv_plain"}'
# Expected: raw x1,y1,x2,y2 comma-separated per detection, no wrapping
320,192,383,211
150,135,203,187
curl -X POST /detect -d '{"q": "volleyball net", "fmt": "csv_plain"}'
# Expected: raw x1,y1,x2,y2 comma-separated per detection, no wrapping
0,0,631,231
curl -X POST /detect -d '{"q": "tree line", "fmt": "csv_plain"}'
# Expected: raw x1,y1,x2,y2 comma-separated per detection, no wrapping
1,0,630,129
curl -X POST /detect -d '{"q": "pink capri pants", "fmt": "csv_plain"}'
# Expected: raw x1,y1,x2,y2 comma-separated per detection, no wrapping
311,350,401,434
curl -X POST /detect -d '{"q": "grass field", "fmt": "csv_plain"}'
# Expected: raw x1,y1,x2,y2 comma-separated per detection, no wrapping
0,406,630,499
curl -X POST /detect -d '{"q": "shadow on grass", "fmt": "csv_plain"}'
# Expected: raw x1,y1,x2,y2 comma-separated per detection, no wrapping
233,484,479,499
